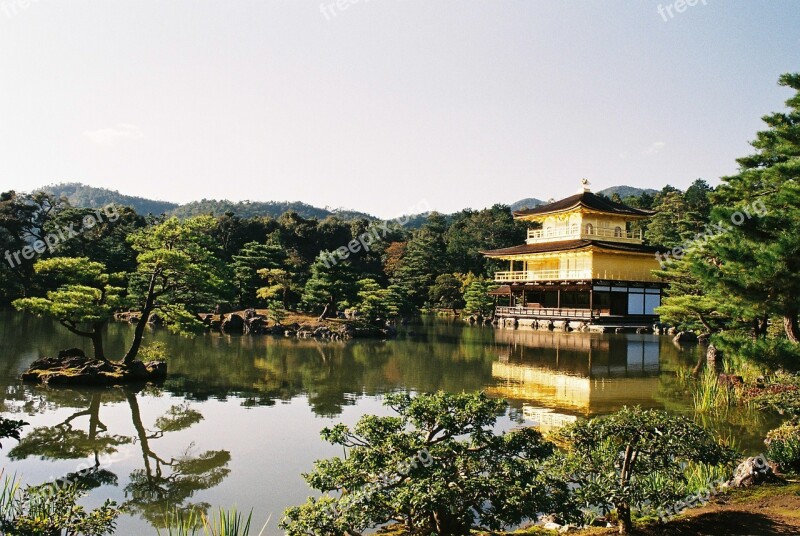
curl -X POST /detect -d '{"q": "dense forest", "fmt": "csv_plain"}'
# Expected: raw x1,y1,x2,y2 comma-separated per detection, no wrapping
0,177,725,324
3,74,799,359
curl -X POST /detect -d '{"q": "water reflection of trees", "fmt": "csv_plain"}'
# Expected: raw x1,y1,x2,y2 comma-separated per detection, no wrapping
159,330,500,416
123,391,230,524
6,387,230,526
2,313,503,417
8,391,126,492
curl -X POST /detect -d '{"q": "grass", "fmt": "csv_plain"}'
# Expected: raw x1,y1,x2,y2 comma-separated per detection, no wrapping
726,481,800,503
682,460,734,493
158,507,270,536
692,367,748,413
0,472,21,524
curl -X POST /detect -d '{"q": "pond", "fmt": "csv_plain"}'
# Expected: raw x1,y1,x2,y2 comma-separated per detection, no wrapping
0,312,780,535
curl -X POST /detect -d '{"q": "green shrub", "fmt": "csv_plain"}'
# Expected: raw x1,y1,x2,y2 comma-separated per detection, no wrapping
281,392,578,536
138,341,169,361
553,406,736,535
0,473,120,535
765,420,800,473
744,371,800,417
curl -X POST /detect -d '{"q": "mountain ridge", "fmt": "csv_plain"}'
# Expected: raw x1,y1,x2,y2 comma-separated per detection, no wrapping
34,182,660,223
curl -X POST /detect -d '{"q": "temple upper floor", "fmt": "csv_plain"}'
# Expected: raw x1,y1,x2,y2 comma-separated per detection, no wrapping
512,183,653,245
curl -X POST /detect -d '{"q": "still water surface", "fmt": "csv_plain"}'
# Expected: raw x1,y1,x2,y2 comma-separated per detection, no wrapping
0,312,778,535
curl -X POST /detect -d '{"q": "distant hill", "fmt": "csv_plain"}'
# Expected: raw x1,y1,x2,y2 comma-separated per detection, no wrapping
43,182,179,215
40,183,376,221
170,199,376,221
35,182,660,224
596,185,658,199
508,186,657,212
509,198,545,212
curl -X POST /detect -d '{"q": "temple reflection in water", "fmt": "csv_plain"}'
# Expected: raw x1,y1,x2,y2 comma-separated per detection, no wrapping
486,328,662,431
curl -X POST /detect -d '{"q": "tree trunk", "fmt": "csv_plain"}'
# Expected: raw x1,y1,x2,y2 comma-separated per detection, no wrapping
784,311,800,343
318,300,335,321
122,271,158,365
91,323,105,361
433,511,469,536
697,313,713,334
617,503,632,534
756,315,769,339
617,445,635,534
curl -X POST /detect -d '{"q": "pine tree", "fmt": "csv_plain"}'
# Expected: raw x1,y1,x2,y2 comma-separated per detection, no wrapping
462,278,498,317
301,252,358,319
645,190,690,248
428,273,465,314
653,253,739,333
699,73,800,343
390,214,449,308
231,241,285,307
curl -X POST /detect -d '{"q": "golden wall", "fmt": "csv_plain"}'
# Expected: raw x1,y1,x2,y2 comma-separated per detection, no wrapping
589,250,660,282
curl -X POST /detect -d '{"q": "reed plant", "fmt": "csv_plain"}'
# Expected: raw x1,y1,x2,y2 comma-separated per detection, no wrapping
692,368,746,413
0,472,21,527
158,507,270,536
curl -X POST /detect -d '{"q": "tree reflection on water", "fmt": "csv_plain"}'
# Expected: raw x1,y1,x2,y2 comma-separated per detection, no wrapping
6,387,231,526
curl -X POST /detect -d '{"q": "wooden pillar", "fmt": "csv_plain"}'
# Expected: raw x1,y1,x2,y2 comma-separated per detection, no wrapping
589,287,594,318
557,288,561,309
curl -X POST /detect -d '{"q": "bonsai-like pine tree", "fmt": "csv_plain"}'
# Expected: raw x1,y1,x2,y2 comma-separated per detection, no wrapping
654,251,747,334
554,407,734,535
13,257,124,361
281,392,577,536
231,241,285,307
123,216,233,364
355,278,405,322
428,273,465,314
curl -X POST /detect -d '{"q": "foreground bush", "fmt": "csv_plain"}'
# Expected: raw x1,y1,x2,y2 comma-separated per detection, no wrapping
0,474,120,536
281,391,577,536
554,406,735,535
765,419,800,473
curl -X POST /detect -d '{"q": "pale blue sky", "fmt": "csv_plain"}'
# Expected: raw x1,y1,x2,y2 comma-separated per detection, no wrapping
0,1,798,218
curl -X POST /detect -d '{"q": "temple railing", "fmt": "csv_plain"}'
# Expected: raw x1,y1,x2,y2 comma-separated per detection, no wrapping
493,269,656,282
526,227,643,244
495,306,597,318
494,269,593,282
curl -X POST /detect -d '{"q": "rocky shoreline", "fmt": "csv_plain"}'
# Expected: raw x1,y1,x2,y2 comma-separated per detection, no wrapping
114,310,398,341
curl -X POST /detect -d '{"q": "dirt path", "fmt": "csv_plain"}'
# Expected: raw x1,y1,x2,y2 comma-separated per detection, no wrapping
574,483,800,536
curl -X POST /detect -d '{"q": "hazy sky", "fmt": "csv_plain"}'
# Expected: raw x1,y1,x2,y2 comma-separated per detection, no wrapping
0,1,798,218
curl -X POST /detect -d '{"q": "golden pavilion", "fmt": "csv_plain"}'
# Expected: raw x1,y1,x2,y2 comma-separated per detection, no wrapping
482,180,664,328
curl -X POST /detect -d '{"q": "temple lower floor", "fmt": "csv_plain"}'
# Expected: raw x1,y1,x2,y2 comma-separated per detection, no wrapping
490,280,665,326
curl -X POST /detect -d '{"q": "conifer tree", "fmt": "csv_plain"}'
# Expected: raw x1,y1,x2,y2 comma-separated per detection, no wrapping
231,241,285,307
699,73,800,343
